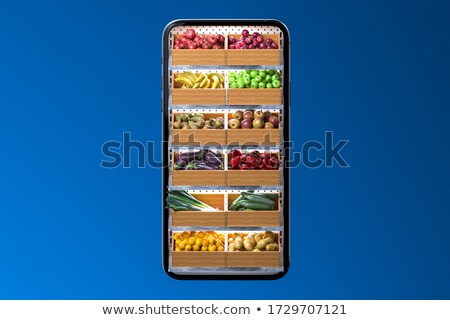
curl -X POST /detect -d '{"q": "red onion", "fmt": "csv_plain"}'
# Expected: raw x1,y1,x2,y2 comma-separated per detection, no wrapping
256,35,264,43
242,29,249,37
229,36,236,44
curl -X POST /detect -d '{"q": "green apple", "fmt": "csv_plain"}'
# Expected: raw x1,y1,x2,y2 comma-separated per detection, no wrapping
258,81,266,89
265,75,272,82
254,75,262,82
238,71,245,77
243,73,251,81
230,82,238,88
251,80,259,88
244,78,251,85
229,72,236,78
266,83,273,88
267,70,274,76
259,70,266,78
250,70,258,78
238,82,245,89
272,80,281,88
272,74,280,81
229,76,236,83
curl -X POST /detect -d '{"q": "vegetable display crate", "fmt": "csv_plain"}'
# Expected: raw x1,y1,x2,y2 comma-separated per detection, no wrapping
227,232,281,268
226,169,281,186
172,73,226,105
172,112,226,146
227,88,282,105
172,35,226,66
171,194,226,227
226,112,281,145
227,193,281,227
226,34,281,66
172,170,226,186
172,251,227,268
226,251,281,268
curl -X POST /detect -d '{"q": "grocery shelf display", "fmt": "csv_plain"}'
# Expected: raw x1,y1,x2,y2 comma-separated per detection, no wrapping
163,20,290,278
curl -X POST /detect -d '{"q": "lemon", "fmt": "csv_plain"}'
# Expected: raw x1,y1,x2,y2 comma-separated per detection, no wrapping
201,246,208,251
197,231,205,239
195,238,202,246
208,245,217,252
175,247,181,252
201,239,209,247
185,244,192,251
178,241,186,250
193,244,200,251
217,246,224,251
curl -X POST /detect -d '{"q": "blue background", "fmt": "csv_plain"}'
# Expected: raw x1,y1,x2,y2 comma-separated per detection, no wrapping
1,0,449,299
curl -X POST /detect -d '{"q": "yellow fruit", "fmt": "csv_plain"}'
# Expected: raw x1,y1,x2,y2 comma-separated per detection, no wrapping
188,237,196,246
178,241,186,250
197,231,205,238
217,246,224,251
190,231,196,237
195,238,202,246
193,244,200,251
185,244,192,251
219,236,225,243
175,247,181,251
202,239,210,247
209,245,217,252
201,246,208,251
175,239,182,246
208,237,216,245
216,240,223,247
173,233,180,240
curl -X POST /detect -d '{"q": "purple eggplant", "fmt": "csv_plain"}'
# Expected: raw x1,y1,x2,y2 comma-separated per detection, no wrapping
195,161,220,170
178,150,204,163
204,150,223,167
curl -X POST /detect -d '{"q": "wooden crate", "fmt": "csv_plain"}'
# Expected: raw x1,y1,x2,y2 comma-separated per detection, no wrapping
172,34,226,65
172,112,226,146
226,251,281,268
172,73,226,105
227,88,282,105
226,193,281,227
226,34,281,66
172,170,226,186
226,112,281,145
226,169,281,186
172,252,227,268
226,232,281,267
172,193,226,227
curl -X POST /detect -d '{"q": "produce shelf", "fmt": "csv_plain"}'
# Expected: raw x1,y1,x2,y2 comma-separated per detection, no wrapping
166,23,287,276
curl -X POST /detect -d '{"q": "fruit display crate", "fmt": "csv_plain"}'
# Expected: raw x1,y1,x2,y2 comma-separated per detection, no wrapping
227,88,282,105
171,192,281,227
171,112,226,146
170,26,282,66
171,231,281,268
226,34,281,66
172,72,226,105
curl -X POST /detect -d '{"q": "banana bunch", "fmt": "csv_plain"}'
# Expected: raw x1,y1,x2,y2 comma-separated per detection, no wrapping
176,72,224,89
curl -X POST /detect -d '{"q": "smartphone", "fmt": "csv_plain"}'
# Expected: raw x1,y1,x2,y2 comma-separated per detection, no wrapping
162,19,290,279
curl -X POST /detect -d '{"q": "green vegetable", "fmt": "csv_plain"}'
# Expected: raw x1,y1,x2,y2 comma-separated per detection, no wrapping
166,191,218,211
239,200,274,210
241,192,275,206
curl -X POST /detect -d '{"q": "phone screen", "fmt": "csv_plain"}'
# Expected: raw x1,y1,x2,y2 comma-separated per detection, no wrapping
162,20,290,279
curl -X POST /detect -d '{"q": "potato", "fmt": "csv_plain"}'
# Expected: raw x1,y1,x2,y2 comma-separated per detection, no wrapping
244,239,254,251
256,239,268,250
265,237,275,245
228,237,234,243
264,231,276,241
235,238,244,250
253,248,260,252
235,236,242,242
266,243,279,251
254,234,263,243
228,243,236,251
244,236,256,246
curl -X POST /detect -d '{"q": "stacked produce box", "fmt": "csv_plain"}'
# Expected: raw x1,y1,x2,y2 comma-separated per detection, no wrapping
166,25,285,275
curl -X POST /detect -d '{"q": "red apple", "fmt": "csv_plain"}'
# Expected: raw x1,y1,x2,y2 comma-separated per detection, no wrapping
185,29,196,39
229,36,236,44
242,29,249,37
266,37,274,44
256,35,264,43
